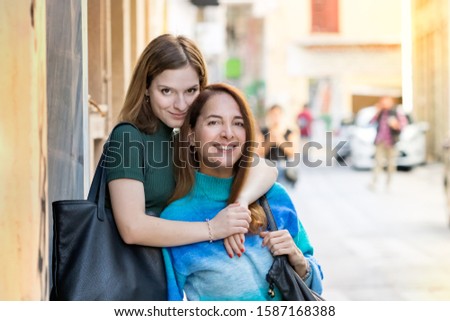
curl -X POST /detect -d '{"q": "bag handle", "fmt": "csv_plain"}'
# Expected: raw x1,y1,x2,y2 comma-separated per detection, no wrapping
260,195,324,301
259,194,278,232
87,122,147,221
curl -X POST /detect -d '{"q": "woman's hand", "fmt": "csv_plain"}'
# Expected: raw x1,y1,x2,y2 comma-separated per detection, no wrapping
260,230,309,278
210,202,251,241
224,233,246,258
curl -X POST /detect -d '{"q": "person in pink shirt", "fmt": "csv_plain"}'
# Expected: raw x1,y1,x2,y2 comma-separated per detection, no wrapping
369,96,408,190
297,103,313,139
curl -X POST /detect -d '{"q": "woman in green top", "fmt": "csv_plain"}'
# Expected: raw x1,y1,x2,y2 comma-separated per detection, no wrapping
106,34,277,261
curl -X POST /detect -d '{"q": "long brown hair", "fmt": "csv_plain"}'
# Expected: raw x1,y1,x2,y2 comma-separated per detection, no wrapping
170,83,266,233
119,34,208,134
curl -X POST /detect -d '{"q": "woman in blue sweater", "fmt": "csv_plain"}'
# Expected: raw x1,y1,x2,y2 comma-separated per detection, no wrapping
162,83,323,300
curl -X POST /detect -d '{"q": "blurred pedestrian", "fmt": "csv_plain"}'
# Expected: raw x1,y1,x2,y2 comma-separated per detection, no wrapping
368,96,407,190
261,104,300,188
297,103,313,140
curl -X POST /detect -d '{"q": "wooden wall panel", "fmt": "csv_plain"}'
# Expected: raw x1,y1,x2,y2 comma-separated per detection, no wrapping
47,0,88,203
0,0,48,300
46,0,88,294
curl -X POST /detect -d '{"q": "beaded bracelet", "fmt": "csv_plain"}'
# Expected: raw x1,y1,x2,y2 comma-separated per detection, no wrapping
205,219,213,243
301,262,311,281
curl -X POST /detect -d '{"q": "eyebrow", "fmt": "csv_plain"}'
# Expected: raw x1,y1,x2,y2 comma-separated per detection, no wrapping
205,114,243,119
156,84,199,89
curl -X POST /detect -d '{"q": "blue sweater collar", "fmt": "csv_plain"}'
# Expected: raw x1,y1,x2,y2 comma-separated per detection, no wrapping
192,171,234,202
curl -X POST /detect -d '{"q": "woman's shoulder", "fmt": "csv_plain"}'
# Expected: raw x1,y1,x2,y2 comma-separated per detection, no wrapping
106,123,147,159
109,123,144,141
265,182,291,202
263,183,298,227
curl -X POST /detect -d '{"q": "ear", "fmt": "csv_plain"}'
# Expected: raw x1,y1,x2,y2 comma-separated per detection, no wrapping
145,89,149,96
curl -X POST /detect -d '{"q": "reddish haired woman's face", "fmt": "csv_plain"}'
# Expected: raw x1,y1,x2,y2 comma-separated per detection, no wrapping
191,93,246,178
148,65,200,128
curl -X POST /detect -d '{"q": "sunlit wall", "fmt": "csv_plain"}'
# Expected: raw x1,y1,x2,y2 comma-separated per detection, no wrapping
0,0,48,300
411,0,449,161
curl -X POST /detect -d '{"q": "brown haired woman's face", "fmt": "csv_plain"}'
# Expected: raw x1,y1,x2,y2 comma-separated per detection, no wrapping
147,65,200,128
191,92,246,178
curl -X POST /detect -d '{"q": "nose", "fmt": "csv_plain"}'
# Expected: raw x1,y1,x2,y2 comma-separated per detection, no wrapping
174,94,189,112
221,124,234,139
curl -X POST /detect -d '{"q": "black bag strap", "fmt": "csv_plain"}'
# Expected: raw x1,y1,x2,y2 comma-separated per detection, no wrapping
260,194,278,232
87,122,146,221
260,195,325,301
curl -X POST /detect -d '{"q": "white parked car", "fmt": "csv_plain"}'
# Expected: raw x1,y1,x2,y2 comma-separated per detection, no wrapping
347,106,428,170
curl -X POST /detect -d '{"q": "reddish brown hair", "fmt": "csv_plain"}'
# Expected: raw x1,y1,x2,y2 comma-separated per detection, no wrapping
170,83,266,233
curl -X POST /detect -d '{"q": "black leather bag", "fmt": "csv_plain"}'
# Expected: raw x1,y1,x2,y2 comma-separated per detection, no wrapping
260,195,324,301
50,123,167,301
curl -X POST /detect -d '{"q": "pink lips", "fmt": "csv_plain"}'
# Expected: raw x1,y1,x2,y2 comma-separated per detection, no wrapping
170,112,187,119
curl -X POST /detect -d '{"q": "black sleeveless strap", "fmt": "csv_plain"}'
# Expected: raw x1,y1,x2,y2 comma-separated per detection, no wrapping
87,122,145,221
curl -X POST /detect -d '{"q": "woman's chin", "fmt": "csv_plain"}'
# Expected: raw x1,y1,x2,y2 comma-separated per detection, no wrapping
169,120,184,129
211,156,239,168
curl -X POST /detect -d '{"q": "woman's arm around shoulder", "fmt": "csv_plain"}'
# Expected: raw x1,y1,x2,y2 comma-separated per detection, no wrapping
237,156,278,207
109,179,250,247
222,156,277,256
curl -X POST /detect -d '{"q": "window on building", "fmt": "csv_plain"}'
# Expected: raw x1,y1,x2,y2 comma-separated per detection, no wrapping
311,0,339,33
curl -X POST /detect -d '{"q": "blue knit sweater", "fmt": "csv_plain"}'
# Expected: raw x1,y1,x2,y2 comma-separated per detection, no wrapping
161,171,323,301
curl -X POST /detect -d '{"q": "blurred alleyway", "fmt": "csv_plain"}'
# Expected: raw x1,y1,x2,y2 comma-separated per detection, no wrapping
288,157,450,300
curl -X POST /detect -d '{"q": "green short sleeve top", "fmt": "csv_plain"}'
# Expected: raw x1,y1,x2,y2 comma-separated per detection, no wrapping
105,122,175,216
